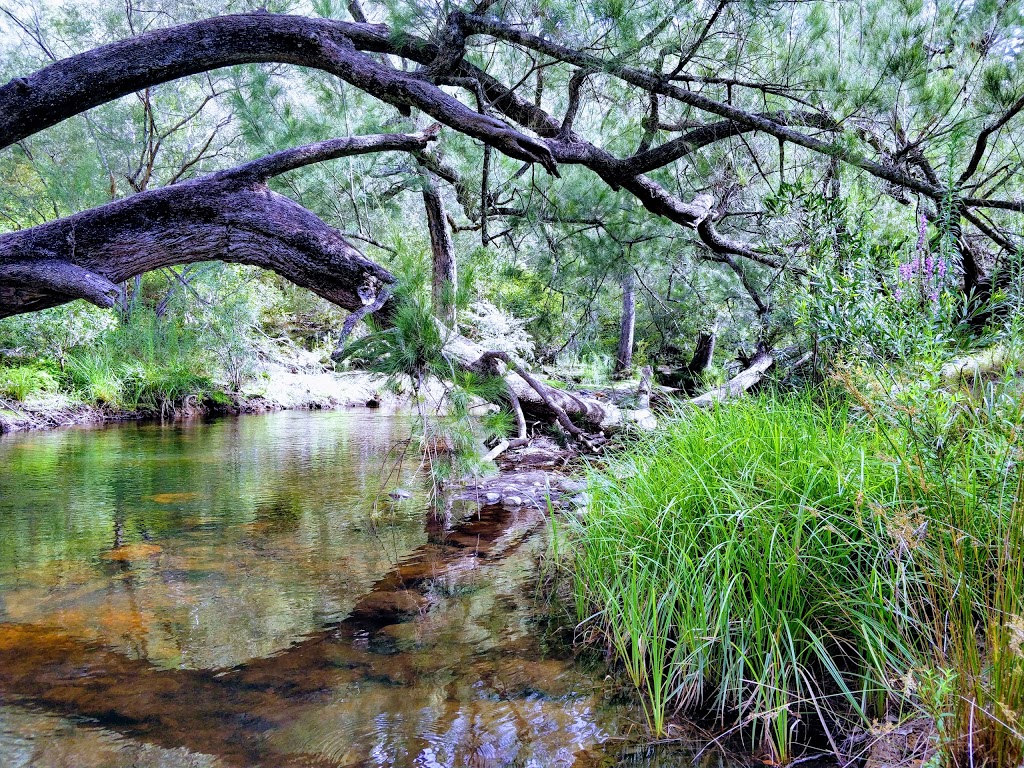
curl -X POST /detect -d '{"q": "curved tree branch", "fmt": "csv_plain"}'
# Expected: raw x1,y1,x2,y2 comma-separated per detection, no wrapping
0,14,556,173
0,131,438,318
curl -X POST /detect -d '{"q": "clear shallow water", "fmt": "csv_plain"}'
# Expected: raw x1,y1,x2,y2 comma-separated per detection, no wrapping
0,410,746,768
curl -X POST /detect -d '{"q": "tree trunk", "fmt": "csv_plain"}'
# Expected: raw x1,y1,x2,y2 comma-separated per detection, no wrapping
420,168,457,325
613,271,635,377
689,348,773,407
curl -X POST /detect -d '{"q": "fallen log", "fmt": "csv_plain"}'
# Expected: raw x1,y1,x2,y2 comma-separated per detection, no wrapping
441,332,622,439
689,348,775,407
941,345,1007,385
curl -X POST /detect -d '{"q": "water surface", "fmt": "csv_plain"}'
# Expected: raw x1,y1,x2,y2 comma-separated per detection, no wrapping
0,410,745,767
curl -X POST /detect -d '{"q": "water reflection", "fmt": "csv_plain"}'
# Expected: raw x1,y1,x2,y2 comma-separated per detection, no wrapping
0,411,424,669
0,411,749,767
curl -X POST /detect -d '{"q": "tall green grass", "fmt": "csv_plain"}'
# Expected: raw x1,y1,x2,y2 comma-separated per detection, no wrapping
0,365,58,401
847,373,1024,767
64,312,216,415
566,387,1024,765
569,395,909,759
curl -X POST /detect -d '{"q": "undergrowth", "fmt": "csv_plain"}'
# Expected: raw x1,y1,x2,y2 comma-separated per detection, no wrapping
565,383,1024,766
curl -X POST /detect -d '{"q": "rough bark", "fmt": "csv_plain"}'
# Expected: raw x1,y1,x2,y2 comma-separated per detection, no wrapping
656,329,716,393
3,10,1017,288
0,132,437,318
688,330,717,377
0,8,807,319
0,120,620,435
613,271,636,377
420,168,457,325
0,14,556,172
0,12,720,231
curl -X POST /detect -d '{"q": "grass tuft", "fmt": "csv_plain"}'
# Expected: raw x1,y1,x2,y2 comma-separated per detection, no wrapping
565,387,1024,765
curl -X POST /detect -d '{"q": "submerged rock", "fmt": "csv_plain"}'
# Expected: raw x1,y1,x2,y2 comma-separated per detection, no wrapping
102,543,162,561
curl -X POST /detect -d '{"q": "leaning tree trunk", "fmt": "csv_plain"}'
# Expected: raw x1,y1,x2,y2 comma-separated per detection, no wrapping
420,167,457,325
613,270,636,377
0,130,623,436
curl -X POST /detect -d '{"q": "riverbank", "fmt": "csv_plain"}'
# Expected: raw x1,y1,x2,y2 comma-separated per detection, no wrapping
560,379,1024,767
0,367,396,435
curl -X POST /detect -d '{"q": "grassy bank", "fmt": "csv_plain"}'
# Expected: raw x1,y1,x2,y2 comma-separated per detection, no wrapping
0,304,389,433
0,313,229,424
563,381,1024,765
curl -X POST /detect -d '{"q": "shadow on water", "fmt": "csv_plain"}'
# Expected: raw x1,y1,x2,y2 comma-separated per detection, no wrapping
0,411,752,768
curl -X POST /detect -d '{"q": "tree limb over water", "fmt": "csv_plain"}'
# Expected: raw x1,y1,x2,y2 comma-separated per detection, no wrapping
3,10,1015,300
0,131,441,318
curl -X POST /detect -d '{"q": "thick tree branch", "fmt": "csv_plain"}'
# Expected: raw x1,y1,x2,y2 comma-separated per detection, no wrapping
558,68,591,139
0,132,438,318
0,14,556,174
454,14,960,202
0,260,122,309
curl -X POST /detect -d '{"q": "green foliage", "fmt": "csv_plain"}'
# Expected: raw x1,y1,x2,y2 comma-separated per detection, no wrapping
339,298,450,386
0,365,58,401
567,394,908,759
567,377,1024,765
842,362,1024,768
798,206,971,363
0,303,116,368
63,311,216,414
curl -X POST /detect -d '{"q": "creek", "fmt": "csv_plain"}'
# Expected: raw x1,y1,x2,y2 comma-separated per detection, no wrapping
0,409,743,767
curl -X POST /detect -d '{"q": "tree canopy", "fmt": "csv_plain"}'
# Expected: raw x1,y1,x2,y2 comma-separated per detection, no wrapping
1,0,1022,371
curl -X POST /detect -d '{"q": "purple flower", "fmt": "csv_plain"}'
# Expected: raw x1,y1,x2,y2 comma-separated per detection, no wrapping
925,256,935,275
929,290,939,303
894,288,904,301
937,258,947,278
917,215,928,253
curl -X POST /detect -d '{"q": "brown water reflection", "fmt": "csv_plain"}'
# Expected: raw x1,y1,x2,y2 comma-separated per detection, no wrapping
0,411,748,768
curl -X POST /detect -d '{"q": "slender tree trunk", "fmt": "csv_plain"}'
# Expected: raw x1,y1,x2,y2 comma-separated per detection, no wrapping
420,168,457,325
614,271,636,377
